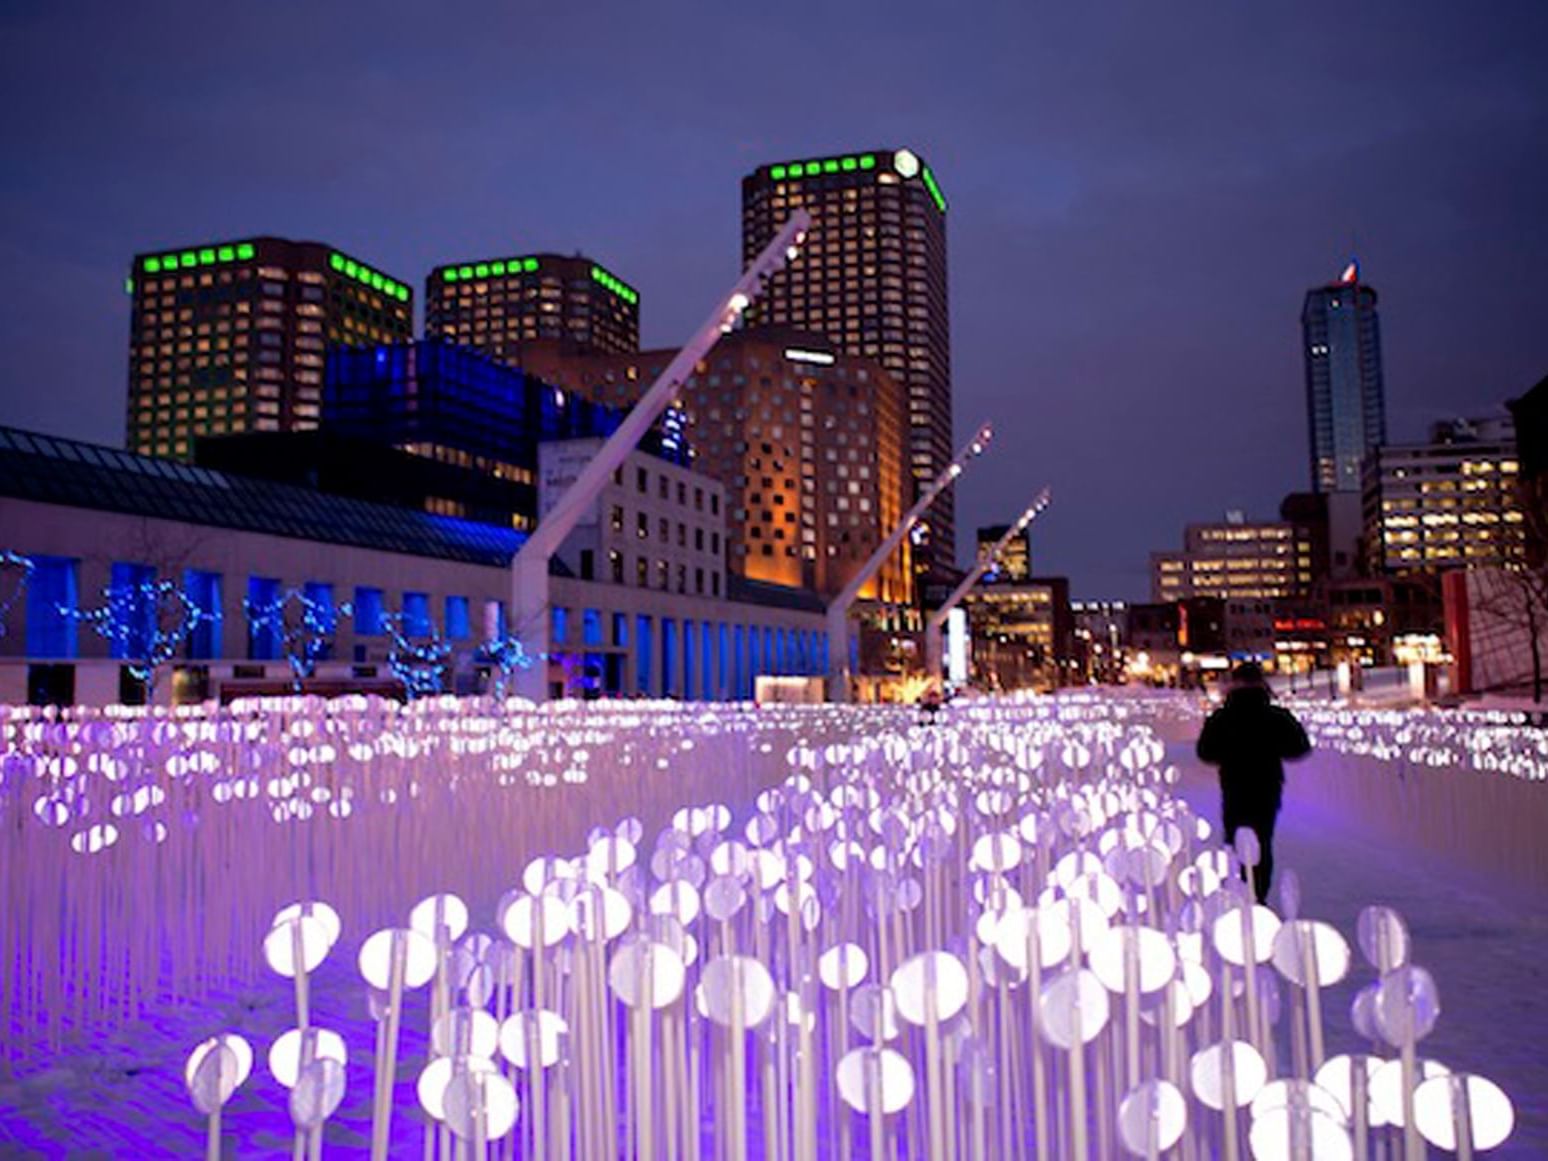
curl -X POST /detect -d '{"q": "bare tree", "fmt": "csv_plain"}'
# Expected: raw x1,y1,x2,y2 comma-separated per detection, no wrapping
1467,476,1548,702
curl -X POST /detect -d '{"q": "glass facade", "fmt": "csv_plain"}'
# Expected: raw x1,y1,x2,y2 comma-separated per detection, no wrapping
1303,279,1386,493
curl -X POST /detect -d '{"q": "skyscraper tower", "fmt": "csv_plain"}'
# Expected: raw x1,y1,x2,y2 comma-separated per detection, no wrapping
425,253,640,365
741,148,953,591
1302,260,1386,493
127,237,412,459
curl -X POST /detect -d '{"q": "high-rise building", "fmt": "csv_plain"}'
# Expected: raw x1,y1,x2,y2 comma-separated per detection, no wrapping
740,149,952,589
1362,415,1522,573
1151,511,1314,602
127,237,412,459
1302,260,1386,493
521,331,912,604
425,253,640,364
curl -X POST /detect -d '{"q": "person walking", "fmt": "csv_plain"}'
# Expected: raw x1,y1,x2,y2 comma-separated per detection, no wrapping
1195,662,1311,904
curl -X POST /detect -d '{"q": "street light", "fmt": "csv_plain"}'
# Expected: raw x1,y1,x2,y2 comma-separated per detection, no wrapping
825,423,996,702
923,487,1052,685
509,211,811,701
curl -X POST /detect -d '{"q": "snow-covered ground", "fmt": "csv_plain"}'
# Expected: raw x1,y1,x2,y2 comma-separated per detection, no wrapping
2,720,1544,1157
1174,743,1548,1159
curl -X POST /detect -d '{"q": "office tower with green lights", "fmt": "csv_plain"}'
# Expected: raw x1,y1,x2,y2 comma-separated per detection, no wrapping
127,237,412,459
424,253,640,365
741,148,953,593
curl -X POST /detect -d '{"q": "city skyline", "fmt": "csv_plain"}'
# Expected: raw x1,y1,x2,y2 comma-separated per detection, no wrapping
2,2,1544,598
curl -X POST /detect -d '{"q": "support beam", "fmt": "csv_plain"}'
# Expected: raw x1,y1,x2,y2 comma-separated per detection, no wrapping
924,488,1051,685
510,211,812,701
825,423,996,702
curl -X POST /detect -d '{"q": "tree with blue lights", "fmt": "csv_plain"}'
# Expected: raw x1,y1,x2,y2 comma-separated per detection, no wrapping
242,587,351,690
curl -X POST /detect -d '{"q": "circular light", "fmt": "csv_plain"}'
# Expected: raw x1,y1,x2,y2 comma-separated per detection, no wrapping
1190,1040,1267,1110
268,1026,347,1088
835,1046,915,1114
1117,1080,1187,1154
698,954,777,1028
1412,1073,1514,1152
499,1009,568,1070
890,951,969,1026
893,149,921,178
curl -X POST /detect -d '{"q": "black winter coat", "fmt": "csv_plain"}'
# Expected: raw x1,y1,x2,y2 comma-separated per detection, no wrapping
1195,686,1311,818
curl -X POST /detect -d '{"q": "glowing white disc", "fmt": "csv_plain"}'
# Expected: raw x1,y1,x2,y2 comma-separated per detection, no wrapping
1369,1058,1449,1128
836,1046,915,1114
262,915,332,978
358,927,437,990
994,905,1073,971
443,1069,519,1142
1249,1079,1349,1125
1211,905,1282,966
1086,925,1176,994
185,1033,252,1093
500,893,570,949
818,942,870,991
586,835,637,882
1314,1054,1383,1126
271,901,342,949
650,880,702,926
1412,1073,1514,1152
850,983,903,1042
267,1026,347,1088
1038,969,1110,1048
890,951,969,1026
569,885,632,941
432,1007,499,1059
498,1009,568,1070
970,832,1022,873
608,939,686,1009
409,893,469,942
1190,1040,1267,1110
1248,1106,1352,1161
1117,1079,1188,1154
699,954,777,1028
416,1055,496,1121
1271,920,1350,987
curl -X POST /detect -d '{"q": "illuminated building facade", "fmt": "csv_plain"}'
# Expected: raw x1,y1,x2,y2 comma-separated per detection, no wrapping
321,340,684,531
425,253,639,364
522,331,911,603
127,237,412,459
1363,416,1522,573
1303,262,1386,493
976,523,1031,582
740,149,953,589
963,576,1073,692
1151,512,1314,602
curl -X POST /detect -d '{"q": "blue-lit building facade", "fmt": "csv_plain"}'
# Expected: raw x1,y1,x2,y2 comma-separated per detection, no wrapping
1303,266,1387,494
0,426,827,705
319,340,688,531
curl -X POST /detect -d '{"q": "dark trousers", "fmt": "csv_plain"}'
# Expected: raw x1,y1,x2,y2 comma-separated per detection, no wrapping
1223,802,1278,905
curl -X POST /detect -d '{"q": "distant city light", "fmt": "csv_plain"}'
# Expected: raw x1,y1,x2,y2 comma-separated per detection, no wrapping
783,348,835,365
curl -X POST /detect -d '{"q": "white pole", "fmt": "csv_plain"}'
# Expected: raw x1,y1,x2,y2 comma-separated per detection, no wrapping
825,423,996,702
923,488,1050,685
510,211,813,701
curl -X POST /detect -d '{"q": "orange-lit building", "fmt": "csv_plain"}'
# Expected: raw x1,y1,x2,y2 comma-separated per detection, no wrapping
521,330,911,603
127,237,412,459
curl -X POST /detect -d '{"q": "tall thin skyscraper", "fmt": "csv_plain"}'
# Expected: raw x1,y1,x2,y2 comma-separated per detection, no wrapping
741,148,952,590
128,237,412,459
1302,260,1386,493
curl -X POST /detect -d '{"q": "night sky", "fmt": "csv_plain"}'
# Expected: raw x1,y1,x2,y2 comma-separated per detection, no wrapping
2,2,1544,598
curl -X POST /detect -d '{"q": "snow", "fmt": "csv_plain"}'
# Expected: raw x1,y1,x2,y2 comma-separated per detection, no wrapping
1,708,1544,1157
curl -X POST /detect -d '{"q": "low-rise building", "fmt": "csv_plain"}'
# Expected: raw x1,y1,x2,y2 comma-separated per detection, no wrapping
0,426,827,704
1151,511,1314,603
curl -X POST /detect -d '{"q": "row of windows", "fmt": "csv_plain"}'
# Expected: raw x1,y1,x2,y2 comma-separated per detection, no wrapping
19,560,480,662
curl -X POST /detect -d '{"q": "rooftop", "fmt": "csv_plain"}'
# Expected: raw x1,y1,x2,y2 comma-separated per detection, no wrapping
0,426,526,567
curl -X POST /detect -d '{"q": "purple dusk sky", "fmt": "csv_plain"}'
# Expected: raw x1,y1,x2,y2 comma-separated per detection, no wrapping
1,1,1544,597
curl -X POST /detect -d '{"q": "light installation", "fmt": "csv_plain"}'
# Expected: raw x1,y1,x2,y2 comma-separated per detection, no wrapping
0,695,1526,1157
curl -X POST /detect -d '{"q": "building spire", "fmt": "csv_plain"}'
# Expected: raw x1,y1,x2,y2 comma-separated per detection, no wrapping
1339,258,1359,285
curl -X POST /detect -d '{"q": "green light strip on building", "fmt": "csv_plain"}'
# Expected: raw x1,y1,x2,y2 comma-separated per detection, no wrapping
440,256,543,284
769,153,877,181
437,255,639,306
589,264,639,306
921,166,948,213
328,252,411,302
140,241,256,275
